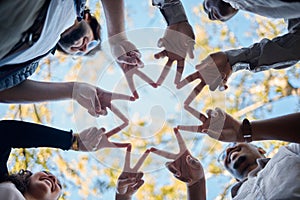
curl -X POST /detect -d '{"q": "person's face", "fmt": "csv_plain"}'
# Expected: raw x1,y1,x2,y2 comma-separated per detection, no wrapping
25,171,62,200
222,143,265,181
203,0,238,21
58,19,95,55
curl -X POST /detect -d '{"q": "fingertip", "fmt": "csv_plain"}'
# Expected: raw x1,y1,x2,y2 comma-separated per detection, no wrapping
149,147,157,152
100,127,106,132
133,91,139,99
130,96,135,101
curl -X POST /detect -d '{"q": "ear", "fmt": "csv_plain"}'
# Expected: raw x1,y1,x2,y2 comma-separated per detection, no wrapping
84,12,91,22
257,147,266,155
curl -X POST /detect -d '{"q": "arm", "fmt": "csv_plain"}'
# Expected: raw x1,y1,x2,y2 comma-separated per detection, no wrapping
225,26,300,73
187,178,206,200
178,108,300,143
0,120,73,177
0,79,73,103
251,112,300,143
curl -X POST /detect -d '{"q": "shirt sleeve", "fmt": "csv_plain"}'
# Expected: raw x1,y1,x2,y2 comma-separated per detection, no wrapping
225,20,300,73
0,120,73,177
287,143,300,156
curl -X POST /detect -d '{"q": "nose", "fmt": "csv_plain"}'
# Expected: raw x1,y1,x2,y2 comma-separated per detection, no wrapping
79,44,87,52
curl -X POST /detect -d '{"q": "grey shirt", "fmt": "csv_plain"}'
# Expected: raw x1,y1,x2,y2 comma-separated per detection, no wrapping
223,0,300,72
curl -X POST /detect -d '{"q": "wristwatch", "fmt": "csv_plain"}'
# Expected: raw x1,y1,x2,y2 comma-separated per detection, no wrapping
241,118,252,143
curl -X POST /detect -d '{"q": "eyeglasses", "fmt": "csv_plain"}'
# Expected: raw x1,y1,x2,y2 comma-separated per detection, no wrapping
217,142,237,163
73,40,100,56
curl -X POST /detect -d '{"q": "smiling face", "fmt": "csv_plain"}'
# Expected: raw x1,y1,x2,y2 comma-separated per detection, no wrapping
24,171,62,200
58,19,94,55
223,143,265,181
203,0,238,21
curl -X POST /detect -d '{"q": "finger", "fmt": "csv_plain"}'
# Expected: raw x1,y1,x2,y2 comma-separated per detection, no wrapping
186,155,201,169
110,92,135,101
94,92,102,114
156,59,173,86
123,145,132,171
174,60,185,85
157,38,166,48
134,70,157,88
183,82,206,105
154,49,167,59
177,71,201,89
110,104,129,124
132,149,150,171
125,74,139,99
165,162,180,176
183,104,207,122
186,41,195,59
177,125,202,133
173,128,187,152
110,142,131,148
150,147,177,160
118,178,136,188
209,74,223,91
129,50,141,59
132,179,144,191
117,54,138,65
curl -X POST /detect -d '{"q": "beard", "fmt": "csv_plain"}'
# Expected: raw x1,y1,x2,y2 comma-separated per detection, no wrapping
58,21,89,50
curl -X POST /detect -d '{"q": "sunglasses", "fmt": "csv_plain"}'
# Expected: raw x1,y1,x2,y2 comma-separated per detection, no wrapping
217,142,237,163
73,40,100,56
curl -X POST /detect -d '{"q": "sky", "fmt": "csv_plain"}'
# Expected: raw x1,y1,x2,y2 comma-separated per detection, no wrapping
1,0,300,200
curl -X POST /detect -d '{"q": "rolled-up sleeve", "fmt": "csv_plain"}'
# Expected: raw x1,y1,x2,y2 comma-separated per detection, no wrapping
226,19,300,73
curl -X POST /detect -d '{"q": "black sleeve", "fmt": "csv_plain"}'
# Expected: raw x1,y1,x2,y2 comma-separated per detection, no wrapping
0,120,73,177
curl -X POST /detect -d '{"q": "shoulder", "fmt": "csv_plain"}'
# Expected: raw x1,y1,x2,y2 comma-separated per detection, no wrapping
0,182,25,200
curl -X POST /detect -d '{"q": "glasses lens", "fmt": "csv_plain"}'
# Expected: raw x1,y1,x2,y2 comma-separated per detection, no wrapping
87,40,99,50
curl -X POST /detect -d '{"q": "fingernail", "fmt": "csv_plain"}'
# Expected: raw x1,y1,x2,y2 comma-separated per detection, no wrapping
211,110,218,118
100,128,106,132
130,96,135,101
133,91,139,99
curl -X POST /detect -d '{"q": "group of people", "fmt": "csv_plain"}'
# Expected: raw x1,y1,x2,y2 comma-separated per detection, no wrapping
0,0,299,199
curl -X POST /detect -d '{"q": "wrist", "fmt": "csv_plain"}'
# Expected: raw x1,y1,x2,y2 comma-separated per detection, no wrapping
71,133,79,151
115,193,132,200
108,32,128,45
159,1,188,26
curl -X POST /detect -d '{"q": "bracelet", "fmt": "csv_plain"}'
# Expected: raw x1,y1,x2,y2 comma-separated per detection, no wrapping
241,118,252,143
159,2,188,26
71,133,80,151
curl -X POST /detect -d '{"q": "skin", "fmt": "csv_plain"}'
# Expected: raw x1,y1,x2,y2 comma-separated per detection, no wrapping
58,17,94,54
223,143,266,181
24,171,62,200
202,0,238,22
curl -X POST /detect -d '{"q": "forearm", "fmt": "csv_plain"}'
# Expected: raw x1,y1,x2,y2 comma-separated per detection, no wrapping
187,178,206,200
0,120,73,150
0,79,74,103
225,29,300,73
251,112,300,143
101,0,126,39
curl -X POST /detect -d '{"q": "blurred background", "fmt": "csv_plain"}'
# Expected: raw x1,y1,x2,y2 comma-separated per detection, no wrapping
1,0,299,199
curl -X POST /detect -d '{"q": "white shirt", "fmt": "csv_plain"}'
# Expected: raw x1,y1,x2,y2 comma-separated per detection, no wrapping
0,182,25,200
232,143,300,199
223,0,300,19
5,0,76,65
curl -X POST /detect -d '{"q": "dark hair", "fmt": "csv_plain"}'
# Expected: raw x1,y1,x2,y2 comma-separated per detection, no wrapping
56,7,102,56
0,169,32,195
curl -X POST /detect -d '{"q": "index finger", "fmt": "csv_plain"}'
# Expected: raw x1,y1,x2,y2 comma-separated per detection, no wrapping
132,149,150,172
123,145,132,171
174,60,185,85
173,128,187,152
150,147,177,160
111,92,135,101
184,82,206,106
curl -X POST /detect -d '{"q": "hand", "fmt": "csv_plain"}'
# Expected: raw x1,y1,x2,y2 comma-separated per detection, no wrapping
73,82,135,117
178,107,243,142
116,145,150,200
155,21,195,86
110,38,157,99
178,52,232,105
78,103,131,151
150,128,204,186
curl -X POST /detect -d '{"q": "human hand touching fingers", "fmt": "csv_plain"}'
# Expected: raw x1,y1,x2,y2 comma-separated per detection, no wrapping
150,128,204,186
155,22,195,86
116,145,150,198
